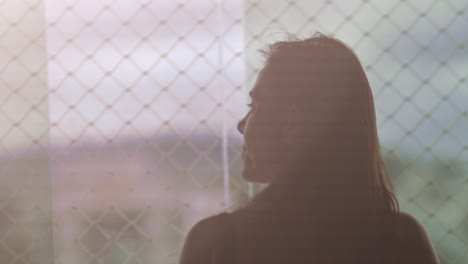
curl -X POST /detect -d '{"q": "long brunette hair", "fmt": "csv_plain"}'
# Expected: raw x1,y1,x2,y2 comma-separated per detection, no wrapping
229,33,400,263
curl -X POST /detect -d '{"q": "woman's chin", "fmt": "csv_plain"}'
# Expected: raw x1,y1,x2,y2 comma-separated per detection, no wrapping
241,161,271,183
243,174,269,183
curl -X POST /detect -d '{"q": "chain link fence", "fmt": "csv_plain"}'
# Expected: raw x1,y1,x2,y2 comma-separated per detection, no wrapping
0,0,467,264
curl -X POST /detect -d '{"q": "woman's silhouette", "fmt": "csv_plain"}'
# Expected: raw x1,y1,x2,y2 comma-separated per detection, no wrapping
179,33,440,264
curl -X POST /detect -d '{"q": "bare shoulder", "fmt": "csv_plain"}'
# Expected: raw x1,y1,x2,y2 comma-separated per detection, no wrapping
394,212,440,264
179,213,224,264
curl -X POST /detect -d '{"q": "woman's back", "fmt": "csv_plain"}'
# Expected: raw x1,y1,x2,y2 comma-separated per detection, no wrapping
180,209,439,264
228,207,399,264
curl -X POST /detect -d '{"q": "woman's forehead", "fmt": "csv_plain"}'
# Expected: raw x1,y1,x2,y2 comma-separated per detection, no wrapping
250,68,292,103
250,68,269,99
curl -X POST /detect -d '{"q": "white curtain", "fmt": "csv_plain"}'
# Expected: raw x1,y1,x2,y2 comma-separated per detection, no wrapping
2,0,247,263
0,1,53,263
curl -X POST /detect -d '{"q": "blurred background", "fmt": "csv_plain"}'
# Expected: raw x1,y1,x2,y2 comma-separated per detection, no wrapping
0,0,467,263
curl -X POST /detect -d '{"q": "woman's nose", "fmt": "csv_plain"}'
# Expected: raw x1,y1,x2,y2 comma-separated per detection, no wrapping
237,117,246,134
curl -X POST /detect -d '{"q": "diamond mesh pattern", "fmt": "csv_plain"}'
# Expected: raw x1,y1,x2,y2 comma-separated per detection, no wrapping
0,1,53,264
244,1,468,263
44,0,246,264
0,0,467,264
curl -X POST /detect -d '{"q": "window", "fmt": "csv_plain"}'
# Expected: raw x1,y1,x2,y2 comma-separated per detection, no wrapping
1,1,467,263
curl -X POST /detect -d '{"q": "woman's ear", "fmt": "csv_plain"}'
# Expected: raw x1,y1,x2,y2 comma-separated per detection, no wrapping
282,104,302,145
